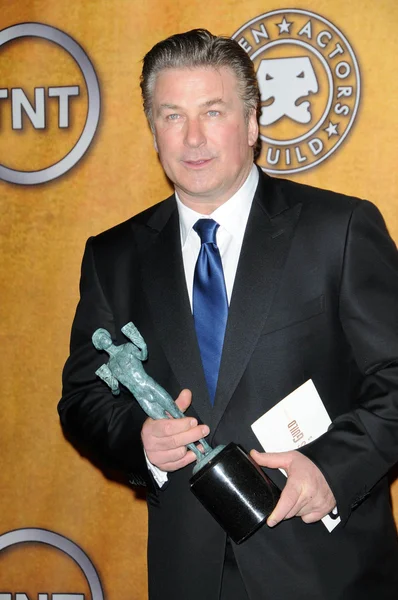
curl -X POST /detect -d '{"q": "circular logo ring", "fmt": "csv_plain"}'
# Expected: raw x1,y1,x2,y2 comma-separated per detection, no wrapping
232,9,361,174
0,527,104,599
0,23,101,185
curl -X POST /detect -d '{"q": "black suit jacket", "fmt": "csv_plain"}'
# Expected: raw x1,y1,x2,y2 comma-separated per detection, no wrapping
59,170,398,600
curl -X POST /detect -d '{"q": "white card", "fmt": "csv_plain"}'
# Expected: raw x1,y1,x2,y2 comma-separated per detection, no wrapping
251,379,341,532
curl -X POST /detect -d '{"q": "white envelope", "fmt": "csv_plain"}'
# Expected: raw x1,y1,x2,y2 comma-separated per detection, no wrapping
251,379,340,532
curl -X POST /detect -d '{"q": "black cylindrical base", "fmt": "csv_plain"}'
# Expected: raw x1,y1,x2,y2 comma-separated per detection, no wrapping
190,442,280,544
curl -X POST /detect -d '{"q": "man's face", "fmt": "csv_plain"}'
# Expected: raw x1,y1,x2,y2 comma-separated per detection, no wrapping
151,67,258,212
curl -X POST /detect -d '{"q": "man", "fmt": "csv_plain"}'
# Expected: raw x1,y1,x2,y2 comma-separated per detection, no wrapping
59,29,398,600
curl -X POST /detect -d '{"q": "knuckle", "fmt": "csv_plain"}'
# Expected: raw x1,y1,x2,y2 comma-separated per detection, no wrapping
141,419,151,437
147,452,161,466
302,512,320,524
163,420,176,436
178,446,187,459
165,451,187,472
169,435,179,449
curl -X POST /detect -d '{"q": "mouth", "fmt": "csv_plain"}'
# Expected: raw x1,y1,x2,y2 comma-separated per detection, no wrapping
182,158,214,169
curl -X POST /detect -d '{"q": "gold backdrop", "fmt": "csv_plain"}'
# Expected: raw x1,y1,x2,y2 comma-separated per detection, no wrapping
1,0,397,597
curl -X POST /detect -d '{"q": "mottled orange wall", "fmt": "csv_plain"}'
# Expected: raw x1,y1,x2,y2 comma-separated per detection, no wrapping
0,1,397,597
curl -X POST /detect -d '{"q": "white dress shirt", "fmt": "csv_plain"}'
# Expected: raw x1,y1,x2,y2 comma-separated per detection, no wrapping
146,164,259,486
176,164,259,307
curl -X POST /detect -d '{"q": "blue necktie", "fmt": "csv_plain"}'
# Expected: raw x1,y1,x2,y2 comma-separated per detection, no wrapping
193,219,228,405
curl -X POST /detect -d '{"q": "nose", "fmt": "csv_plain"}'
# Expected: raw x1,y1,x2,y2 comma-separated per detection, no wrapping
184,117,206,148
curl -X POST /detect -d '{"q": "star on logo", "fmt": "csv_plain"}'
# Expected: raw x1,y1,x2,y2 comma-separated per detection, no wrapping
324,121,339,138
276,16,293,34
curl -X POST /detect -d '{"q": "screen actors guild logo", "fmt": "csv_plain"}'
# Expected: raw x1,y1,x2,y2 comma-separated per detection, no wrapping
258,56,318,125
232,10,361,174
0,23,100,185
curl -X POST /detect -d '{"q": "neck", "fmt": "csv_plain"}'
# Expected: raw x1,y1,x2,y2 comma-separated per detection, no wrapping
176,162,254,215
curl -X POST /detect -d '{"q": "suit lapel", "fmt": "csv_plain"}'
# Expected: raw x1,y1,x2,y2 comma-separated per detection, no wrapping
134,198,213,426
210,172,302,433
131,171,302,433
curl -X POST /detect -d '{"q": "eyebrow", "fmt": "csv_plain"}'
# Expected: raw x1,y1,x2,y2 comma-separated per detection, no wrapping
200,98,227,108
158,98,227,112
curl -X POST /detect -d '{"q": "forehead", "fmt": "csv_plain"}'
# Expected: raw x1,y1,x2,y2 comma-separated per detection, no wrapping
152,66,241,105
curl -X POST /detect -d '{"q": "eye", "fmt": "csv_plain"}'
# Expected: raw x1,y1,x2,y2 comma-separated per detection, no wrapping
207,110,220,117
166,113,180,120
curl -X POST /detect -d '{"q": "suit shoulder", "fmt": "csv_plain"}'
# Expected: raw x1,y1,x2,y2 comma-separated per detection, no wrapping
276,177,362,214
89,194,175,251
269,176,391,242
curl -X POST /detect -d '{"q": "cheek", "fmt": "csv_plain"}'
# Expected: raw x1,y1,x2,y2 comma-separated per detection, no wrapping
155,128,180,156
222,126,249,162
217,123,247,151
156,139,179,170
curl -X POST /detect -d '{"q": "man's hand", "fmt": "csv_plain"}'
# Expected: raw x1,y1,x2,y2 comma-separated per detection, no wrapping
141,389,209,472
250,449,336,526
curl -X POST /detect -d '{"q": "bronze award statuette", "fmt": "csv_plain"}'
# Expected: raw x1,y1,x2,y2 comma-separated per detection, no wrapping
92,322,280,544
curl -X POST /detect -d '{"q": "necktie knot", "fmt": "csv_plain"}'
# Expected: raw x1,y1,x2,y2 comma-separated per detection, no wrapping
193,219,219,245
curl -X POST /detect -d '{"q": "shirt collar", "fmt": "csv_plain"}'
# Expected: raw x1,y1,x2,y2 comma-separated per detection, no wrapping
176,164,259,247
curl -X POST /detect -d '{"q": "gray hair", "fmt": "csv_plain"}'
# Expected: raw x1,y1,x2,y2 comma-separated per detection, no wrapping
140,29,260,140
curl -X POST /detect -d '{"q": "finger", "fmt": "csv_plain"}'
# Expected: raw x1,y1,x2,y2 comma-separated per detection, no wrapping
250,449,291,471
144,420,209,452
154,449,197,472
284,499,307,520
147,444,188,466
146,415,198,439
141,416,195,453
175,389,192,412
296,499,337,520
148,443,190,467
301,511,326,524
162,423,209,451
267,484,301,527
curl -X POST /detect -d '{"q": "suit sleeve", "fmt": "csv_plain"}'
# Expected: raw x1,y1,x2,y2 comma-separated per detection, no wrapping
58,237,151,488
299,199,398,523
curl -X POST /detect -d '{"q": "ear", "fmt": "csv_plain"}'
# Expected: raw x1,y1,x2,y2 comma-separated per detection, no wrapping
247,109,259,148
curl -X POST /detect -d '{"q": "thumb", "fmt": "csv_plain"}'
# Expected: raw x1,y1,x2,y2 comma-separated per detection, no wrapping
250,449,291,471
175,388,192,412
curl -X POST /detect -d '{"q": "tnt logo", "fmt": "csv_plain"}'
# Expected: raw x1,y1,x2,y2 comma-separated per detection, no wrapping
0,87,80,130
0,23,100,185
0,596,82,599
0,529,104,600
232,9,361,174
